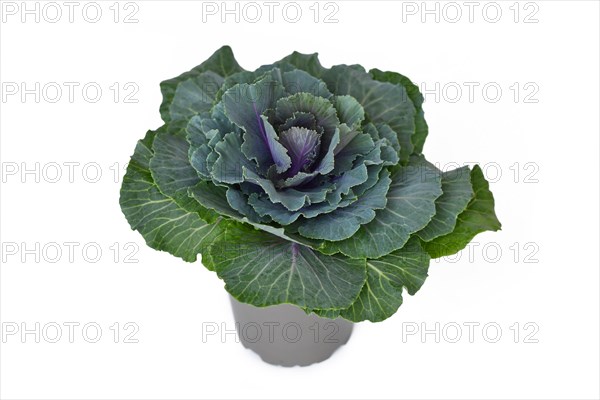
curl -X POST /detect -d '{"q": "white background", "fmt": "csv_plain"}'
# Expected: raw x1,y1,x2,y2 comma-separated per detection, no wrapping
1,1,599,399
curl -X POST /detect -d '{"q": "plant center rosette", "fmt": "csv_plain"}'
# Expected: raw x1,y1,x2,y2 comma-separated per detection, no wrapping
120,46,501,322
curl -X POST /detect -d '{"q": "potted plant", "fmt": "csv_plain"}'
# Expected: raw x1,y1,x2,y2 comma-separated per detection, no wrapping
119,46,501,366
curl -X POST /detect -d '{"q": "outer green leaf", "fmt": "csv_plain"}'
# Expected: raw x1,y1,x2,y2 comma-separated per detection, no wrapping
191,45,246,77
120,129,223,263
321,158,442,259
160,46,245,122
341,239,430,322
163,71,223,123
150,129,200,199
208,222,367,309
423,165,501,258
276,51,326,77
370,68,428,155
416,166,473,242
149,128,217,222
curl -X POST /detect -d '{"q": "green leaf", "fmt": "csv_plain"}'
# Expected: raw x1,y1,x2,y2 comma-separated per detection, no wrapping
422,165,501,258
353,165,384,196
282,69,331,98
308,308,342,319
416,166,473,242
276,51,326,77
325,163,369,205
374,123,401,153
321,158,442,259
341,238,430,322
275,93,340,144
120,129,223,263
333,124,375,174
279,112,318,132
208,222,367,309
369,68,428,155
160,46,245,122
222,74,288,174
149,129,200,200
162,71,223,123
149,128,217,222
188,181,242,219
297,168,390,241
333,95,365,128
247,191,352,226
187,105,241,180
197,102,242,138
323,65,416,163
225,188,267,223
212,132,258,184
191,45,246,77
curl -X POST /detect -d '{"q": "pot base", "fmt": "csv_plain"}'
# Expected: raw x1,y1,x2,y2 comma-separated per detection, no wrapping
229,296,353,367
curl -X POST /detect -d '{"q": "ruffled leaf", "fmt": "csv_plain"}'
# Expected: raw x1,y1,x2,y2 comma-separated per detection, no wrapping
212,132,260,184
422,166,501,258
161,71,223,123
416,166,473,242
333,124,376,174
243,167,331,211
149,127,216,222
279,127,321,176
333,95,365,128
275,93,340,145
370,68,428,155
323,65,416,163
297,168,390,241
276,51,326,77
282,69,331,98
222,72,288,173
321,157,442,258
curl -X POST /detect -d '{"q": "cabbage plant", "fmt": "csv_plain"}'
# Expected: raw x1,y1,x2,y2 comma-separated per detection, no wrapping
120,46,501,322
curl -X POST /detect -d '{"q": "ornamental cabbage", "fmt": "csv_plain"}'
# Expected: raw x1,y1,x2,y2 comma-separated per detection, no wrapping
119,46,501,322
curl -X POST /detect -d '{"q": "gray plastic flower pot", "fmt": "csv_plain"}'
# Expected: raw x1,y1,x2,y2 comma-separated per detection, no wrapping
229,296,354,367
